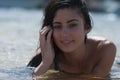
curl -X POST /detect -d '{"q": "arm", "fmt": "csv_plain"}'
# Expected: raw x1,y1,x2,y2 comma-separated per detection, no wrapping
92,40,116,77
33,26,55,76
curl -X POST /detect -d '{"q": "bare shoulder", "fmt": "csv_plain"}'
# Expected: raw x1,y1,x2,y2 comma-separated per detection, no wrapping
89,36,116,55
88,36,116,76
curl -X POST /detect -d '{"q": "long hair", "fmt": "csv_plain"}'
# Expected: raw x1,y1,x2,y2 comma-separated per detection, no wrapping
38,0,92,52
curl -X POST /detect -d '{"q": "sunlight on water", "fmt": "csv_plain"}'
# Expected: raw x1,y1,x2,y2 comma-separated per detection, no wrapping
0,8,120,80
0,65,119,80
0,8,43,68
0,67,33,80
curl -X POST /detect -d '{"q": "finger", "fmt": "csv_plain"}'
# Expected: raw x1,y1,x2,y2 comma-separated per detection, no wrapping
47,29,53,44
39,26,47,33
40,26,49,35
40,27,50,42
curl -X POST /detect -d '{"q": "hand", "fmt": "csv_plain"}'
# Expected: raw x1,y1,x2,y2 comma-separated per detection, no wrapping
34,26,55,76
40,26,55,63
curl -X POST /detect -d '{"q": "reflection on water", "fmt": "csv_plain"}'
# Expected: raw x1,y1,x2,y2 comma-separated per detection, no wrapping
0,67,33,80
35,65,120,80
0,65,120,80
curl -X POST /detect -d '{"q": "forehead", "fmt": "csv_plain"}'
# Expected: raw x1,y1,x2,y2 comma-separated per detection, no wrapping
53,8,84,22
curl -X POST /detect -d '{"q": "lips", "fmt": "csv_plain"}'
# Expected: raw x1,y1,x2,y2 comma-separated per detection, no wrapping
61,40,73,45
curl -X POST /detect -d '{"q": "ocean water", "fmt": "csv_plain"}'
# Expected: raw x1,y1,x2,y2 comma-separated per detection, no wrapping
0,8,120,80
0,8,43,68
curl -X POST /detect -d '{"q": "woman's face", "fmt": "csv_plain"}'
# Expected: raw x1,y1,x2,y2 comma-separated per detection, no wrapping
53,8,89,53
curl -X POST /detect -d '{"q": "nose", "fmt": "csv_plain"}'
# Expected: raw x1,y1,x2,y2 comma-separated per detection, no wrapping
61,28,69,36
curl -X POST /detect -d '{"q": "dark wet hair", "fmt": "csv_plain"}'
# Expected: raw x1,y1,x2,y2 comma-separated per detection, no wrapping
29,0,93,67
38,0,92,52
42,0,92,30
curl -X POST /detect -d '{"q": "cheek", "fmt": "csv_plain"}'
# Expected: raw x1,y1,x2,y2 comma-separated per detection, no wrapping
71,28,84,36
72,29,85,40
53,31,58,41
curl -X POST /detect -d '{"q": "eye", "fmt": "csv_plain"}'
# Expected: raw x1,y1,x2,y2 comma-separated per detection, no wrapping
69,23,78,28
53,24,61,29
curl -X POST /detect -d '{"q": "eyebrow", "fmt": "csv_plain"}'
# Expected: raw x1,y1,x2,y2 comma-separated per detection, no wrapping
67,19,79,23
53,19,79,24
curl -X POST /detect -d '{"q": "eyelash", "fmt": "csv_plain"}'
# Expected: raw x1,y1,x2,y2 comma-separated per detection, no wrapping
53,25,61,29
69,23,77,28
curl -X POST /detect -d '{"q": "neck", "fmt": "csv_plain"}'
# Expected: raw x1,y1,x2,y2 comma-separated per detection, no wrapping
62,43,86,66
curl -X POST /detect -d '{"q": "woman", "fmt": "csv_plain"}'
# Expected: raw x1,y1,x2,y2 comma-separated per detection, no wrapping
27,0,116,77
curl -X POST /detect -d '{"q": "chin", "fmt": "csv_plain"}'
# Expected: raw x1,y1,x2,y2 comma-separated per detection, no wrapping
60,48,75,53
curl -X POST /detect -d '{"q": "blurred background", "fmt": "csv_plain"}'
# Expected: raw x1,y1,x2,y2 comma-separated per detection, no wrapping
0,0,120,69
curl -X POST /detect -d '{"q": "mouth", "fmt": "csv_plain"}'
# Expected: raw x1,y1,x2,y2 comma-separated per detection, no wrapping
61,40,73,45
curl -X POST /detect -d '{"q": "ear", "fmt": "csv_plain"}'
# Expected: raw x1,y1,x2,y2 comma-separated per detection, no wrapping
84,24,91,34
